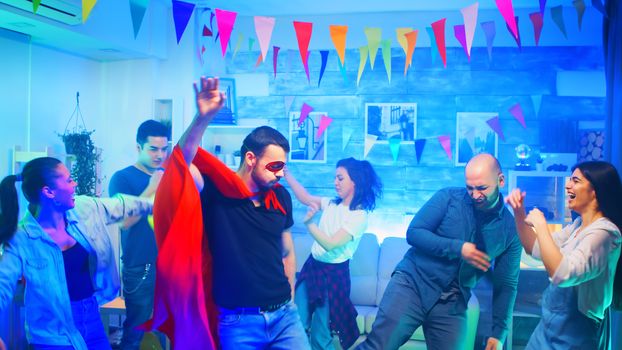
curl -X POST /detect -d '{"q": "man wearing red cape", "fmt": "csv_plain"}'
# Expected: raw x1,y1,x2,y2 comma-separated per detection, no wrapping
144,77,310,350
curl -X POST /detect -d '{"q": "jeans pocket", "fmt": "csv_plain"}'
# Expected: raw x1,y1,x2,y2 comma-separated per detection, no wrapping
219,313,242,327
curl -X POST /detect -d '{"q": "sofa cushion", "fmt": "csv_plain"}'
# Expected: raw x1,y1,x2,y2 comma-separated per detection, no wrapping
377,237,411,305
349,234,379,306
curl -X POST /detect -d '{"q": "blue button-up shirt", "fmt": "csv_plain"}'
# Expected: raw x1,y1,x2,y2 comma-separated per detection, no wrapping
0,195,152,348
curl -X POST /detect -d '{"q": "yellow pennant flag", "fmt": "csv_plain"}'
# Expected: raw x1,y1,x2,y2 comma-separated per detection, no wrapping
396,28,412,57
357,46,369,86
82,0,98,23
364,28,381,69
329,25,348,67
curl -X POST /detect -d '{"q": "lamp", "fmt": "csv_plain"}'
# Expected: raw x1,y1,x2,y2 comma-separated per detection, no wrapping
296,129,308,150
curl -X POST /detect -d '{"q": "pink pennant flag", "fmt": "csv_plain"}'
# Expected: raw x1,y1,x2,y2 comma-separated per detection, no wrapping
172,0,195,44
506,16,521,50
284,96,295,115
215,9,237,56
481,21,496,60
454,25,469,59
293,21,313,70
298,103,314,127
486,116,506,141
255,16,275,62
273,46,280,79
529,12,544,46
495,0,518,39
431,19,447,68
509,103,527,128
438,135,452,160
460,2,479,58
316,115,333,139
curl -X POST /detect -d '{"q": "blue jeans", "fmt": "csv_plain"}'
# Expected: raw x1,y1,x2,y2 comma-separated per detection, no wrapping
120,264,166,350
218,301,311,350
31,296,111,350
357,271,467,350
295,281,335,350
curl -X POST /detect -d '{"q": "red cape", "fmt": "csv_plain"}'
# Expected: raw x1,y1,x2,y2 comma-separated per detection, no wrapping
143,146,284,349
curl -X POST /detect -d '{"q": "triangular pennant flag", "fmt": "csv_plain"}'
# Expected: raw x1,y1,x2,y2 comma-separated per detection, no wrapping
357,46,369,86
426,27,439,64
248,38,255,51
293,21,313,73
540,0,547,15
338,60,348,83
209,10,215,35
172,1,195,44
299,103,313,126
495,0,518,39
438,135,452,160
415,139,426,164
509,103,527,128
318,50,329,87
396,28,413,58
329,25,348,66
481,21,496,60
573,0,586,31
232,33,244,58
591,0,606,16
364,134,378,158
431,19,447,68
82,0,98,23
465,127,476,154
551,5,567,39
529,12,544,46
531,95,542,117
255,53,263,68
486,116,506,141
33,0,41,13
506,16,521,49
404,30,418,76
304,51,311,83
202,25,213,37
316,115,333,139
461,2,479,58
381,39,392,83
273,46,280,79
129,0,149,38
454,25,469,59
342,127,354,150
364,28,381,69
255,16,276,62
215,9,237,56
389,137,401,162
284,96,295,115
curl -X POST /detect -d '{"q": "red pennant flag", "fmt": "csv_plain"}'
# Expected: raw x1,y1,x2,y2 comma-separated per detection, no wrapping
486,116,506,141
529,12,544,46
431,19,447,68
202,25,213,37
293,21,313,71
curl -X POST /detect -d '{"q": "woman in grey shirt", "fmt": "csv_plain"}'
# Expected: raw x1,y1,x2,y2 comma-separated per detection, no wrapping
507,161,622,349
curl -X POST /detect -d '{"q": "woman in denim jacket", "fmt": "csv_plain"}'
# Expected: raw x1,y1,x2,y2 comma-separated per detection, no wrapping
0,157,153,349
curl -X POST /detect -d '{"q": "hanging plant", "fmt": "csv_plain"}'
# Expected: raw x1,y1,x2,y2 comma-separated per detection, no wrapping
58,92,101,196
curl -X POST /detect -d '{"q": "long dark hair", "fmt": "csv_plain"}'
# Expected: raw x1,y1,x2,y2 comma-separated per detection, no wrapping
572,161,622,310
0,157,62,245
333,157,383,211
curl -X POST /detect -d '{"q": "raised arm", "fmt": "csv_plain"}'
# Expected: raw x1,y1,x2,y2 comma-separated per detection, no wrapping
178,77,225,165
283,167,322,208
505,188,537,255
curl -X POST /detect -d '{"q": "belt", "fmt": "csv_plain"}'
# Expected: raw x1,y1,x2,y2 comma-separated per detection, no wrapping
220,299,291,314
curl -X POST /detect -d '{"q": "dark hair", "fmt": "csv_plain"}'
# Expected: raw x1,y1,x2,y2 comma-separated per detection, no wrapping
572,161,622,310
136,120,170,146
0,157,62,245
333,157,383,211
241,126,290,158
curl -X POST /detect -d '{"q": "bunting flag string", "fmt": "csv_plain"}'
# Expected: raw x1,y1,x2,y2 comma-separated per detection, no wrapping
573,0,586,31
33,0,40,13
330,25,348,67
396,28,413,66
460,2,478,59
426,27,439,64
298,103,314,126
381,39,392,83
506,16,522,50
531,95,542,118
404,30,418,76
431,19,447,68
551,5,568,39
343,127,354,150
255,16,276,62
293,21,313,82
509,103,527,128
273,46,280,79
481,21,496,60
284,96,295,115
172,0,195,43
232,33,244,58
357,46,369,86
215,9,237,55
529,12,544,46
540,0,547,15
364,28,381,69
318,50,329,87
438,135,452,160
129,0,149,38
82,0,98,23
454,25,469,59
389,137,401,162
364,134,378,158
486,116,506,141
316,115,333,139
495,0,518,39
415,138,426,164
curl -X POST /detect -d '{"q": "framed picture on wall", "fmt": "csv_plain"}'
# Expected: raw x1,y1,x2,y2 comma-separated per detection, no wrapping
364,103,417,144
455,112,498,166
288,111,328,163
212,78,237,125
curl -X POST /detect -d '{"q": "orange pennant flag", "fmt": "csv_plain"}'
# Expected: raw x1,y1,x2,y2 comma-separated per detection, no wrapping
404,30,419,76
329,25,348,66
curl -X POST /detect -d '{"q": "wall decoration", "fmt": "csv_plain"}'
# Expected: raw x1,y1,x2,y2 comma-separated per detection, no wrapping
365,103,417,144
212,78,237,125
578,130,605,162
289,111,328,163
455,112,498,166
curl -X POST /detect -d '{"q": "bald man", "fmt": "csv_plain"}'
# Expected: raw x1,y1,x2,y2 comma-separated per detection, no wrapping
358,154,521,350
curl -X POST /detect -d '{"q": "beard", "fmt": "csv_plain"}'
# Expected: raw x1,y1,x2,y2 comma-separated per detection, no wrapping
473,186,500,211
251,167,278,191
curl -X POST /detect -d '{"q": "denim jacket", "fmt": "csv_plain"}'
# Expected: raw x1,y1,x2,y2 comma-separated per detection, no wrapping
0,195,152,348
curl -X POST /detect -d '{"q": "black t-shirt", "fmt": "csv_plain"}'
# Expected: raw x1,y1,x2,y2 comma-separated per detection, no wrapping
200,175,293,308
108,165,157,267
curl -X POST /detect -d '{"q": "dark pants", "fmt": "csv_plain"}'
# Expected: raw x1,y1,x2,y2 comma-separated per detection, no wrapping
120,264,166,350
357,271,467,350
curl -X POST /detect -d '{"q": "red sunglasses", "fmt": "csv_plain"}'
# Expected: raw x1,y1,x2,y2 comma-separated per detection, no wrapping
265,161,285,173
